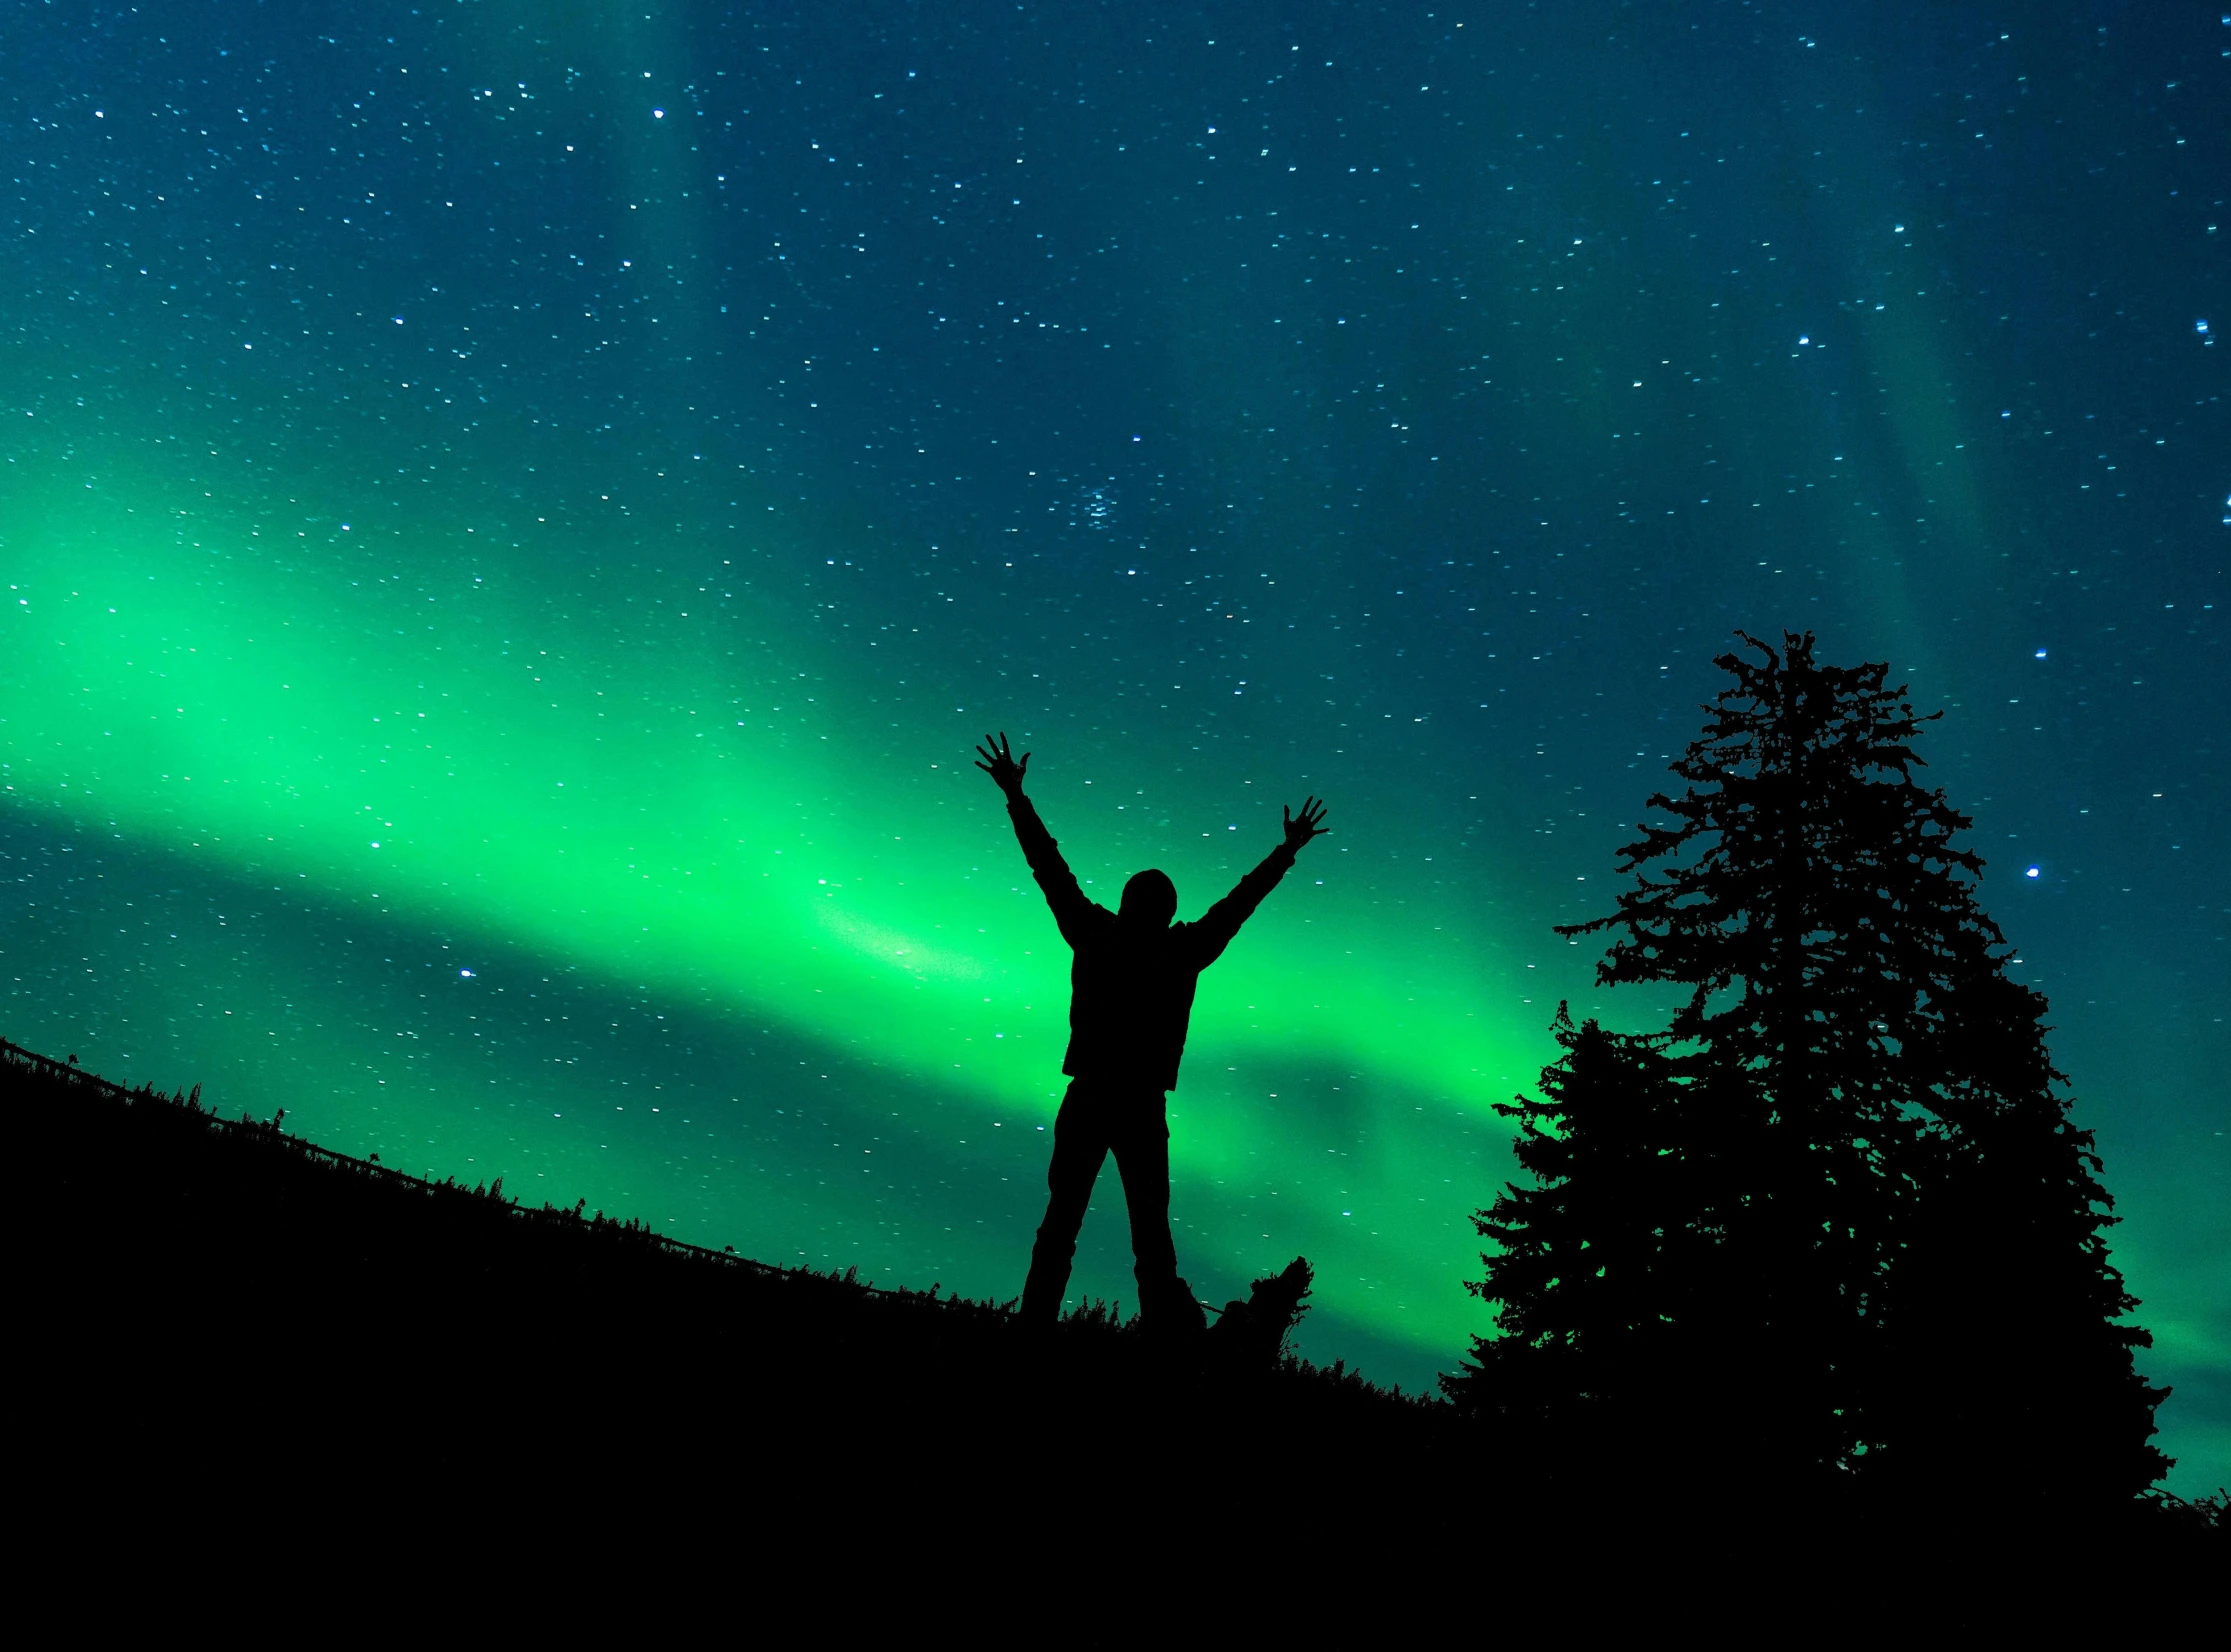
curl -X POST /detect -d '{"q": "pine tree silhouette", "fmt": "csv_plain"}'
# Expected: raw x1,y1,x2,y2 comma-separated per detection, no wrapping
1450,1012,1697,1448
1447,632,2169,1499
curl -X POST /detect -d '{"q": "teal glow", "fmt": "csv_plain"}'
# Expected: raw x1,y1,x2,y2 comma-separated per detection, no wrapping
2,4,2221,1483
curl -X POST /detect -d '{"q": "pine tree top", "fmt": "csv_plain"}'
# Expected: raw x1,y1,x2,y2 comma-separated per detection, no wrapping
1561,631,2022,1071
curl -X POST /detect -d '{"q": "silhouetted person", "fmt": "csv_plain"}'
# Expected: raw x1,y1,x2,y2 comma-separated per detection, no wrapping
974,732,1328,1331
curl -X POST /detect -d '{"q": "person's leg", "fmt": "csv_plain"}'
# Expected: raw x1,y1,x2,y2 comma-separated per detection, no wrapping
1019,1082,1108,1322
1110,1093,1201,1330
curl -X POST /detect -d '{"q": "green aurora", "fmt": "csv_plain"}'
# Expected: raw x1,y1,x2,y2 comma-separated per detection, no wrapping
7,457,1533,1354
3,3,2223,1484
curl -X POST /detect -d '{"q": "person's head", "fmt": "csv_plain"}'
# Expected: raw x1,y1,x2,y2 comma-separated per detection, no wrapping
1119,868,1177,929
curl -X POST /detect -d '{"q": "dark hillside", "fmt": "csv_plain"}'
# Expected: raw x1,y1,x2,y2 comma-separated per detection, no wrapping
13,1038,2217,1585
8,1040,1458,1527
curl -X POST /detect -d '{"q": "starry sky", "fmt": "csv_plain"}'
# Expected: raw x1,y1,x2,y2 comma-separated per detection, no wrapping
3,2,2223,1487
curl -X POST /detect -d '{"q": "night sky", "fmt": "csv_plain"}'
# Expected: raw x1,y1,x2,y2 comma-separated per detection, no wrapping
4,3,2223,1488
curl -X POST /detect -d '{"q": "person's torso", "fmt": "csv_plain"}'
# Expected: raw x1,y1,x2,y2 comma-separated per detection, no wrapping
1062,920,1205,1087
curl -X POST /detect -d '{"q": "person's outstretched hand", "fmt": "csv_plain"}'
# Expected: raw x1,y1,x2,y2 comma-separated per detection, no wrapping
973,731,1031,796
1283,796,1329,852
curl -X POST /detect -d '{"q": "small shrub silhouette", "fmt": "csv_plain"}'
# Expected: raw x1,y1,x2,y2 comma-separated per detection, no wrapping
1211,1257,1314,1368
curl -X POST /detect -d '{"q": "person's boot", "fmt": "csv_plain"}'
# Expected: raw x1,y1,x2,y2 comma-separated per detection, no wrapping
1018,1244,1071,1326
1138,1274,1207,1337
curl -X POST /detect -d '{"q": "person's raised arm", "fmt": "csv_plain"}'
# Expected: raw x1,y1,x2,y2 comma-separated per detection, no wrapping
1193,796,1329,966
974,731,1094,945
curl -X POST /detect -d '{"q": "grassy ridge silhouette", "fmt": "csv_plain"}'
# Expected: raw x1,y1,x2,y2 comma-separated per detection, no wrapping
14,1035,2220,1563
8,1036,1447,1500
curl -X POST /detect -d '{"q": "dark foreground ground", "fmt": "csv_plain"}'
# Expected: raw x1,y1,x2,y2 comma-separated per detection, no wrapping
9,1038,2218,1612
9,1044,1447,1495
